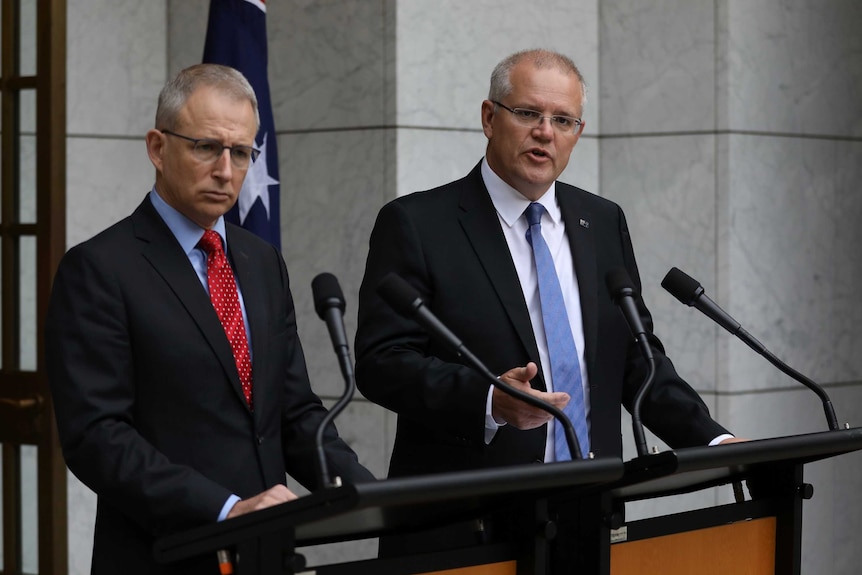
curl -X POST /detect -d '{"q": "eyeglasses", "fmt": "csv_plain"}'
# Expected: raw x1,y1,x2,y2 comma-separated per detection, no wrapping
161,130,261,169
492,101,583,133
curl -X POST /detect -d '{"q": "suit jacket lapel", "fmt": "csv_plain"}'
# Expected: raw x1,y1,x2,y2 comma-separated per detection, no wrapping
558,189,599,378
457,165,544,384
227,230,267,418
131,199,250,410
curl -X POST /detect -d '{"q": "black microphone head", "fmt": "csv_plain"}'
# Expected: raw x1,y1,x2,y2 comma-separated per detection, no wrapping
312,272,346,319
661,267,702,306
605,267,636,301
376,273,422,318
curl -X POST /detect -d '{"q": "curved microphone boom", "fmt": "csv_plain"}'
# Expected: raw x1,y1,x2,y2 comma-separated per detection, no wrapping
376,272,583,460
311,272,356,487
661,267,839,431
605,268,655,457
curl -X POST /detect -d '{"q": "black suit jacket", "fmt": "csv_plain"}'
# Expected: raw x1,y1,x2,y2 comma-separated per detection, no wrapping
46,196,374,574
355,162,728,480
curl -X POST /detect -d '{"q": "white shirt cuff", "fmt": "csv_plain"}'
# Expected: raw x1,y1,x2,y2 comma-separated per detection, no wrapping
218,494,242,521
708,433,735,446
484,384,507,444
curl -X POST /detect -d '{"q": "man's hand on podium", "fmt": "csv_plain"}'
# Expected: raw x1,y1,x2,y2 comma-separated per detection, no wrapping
226,484,299,519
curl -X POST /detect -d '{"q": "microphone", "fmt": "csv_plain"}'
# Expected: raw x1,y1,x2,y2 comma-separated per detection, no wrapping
661,267,839,431
662,267,765,353
312,272,351,366
310,273,356,487
376,272,583,460
605,268,655,457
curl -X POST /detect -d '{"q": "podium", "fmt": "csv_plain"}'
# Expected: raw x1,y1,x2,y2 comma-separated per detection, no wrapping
154,457,623,574
607,427,862,575
154,428,862,574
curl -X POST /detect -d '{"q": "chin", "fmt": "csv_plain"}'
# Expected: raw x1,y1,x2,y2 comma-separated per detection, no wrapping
522,174,556,190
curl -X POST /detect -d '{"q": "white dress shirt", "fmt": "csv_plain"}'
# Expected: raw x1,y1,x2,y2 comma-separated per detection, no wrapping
480,159,590,461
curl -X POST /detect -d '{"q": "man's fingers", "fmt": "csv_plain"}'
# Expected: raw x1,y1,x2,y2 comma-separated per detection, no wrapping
544,391,570,408
500,362,539,386
228,485,299,518
257,485,298,507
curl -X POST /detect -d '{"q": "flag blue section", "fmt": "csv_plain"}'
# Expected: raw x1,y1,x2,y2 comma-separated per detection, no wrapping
203,0,281,248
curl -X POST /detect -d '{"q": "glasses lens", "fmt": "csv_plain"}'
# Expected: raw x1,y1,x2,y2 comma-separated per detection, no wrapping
512,109,542,125
193,140,224,162
509,108,579,133
229,148,253,168
551,116,576,130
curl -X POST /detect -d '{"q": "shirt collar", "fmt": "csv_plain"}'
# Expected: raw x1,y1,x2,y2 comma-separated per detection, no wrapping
149,187,228,254
480,157,561,228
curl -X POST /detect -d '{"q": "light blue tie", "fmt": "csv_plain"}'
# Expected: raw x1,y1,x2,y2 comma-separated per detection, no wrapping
525,202,590,460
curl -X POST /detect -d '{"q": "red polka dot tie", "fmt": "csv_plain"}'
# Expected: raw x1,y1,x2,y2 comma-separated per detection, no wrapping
198,230,253,408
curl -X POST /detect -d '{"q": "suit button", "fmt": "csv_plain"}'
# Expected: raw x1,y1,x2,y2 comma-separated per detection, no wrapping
257,435,264,445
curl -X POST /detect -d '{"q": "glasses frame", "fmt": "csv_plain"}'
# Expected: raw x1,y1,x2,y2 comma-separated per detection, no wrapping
161,129,261,168
491,101,583,133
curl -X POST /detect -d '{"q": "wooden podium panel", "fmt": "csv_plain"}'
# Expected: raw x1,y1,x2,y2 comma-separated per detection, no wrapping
422,560,517,575
610,517,776,575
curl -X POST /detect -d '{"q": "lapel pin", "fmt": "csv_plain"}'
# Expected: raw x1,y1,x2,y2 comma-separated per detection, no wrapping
579,218,590,229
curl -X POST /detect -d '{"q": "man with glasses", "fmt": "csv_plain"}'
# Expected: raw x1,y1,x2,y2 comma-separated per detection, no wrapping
355,49,734,555
46,64,374,574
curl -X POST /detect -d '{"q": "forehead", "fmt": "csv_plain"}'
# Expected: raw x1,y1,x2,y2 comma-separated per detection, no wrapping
176,85,257,135
508,62,583,112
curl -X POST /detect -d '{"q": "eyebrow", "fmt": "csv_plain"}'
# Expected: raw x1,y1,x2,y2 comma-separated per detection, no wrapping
512,101,580,117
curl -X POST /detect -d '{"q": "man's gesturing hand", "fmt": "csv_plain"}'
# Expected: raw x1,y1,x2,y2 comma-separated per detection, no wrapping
492,362,570,430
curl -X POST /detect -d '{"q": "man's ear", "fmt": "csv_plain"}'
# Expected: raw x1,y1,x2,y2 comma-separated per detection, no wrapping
145,129,166,172
568,119,586,148
481,100,496,139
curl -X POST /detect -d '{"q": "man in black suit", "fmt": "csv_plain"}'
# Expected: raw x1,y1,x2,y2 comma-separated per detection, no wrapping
46,64,374,574
355,49,735,552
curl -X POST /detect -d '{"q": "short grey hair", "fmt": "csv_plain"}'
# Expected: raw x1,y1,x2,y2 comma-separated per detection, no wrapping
488,49,587,111
155,63,260,131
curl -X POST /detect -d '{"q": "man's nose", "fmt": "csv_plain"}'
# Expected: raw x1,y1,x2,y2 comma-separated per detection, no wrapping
532,116,555,138
213,149,233,177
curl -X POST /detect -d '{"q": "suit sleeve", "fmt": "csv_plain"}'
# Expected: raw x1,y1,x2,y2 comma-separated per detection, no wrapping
615,206,730,447
46,245,232,535
354,200,493,445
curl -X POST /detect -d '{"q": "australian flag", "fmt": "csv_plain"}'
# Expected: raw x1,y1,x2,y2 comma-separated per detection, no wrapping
203,0,281,248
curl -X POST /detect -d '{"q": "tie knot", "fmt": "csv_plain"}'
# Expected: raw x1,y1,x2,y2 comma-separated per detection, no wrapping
525,202,545,227
198,230,224,255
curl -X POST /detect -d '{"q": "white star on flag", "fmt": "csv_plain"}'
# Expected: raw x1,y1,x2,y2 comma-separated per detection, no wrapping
238,131,279,224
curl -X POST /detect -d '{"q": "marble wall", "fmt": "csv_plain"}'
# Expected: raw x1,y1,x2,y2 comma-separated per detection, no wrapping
719,5,862,571
600,2,862,574
54,0,862,573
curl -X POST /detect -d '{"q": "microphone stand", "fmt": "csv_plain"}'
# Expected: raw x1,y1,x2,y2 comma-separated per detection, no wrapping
313,360,354,488
758,347,839,431
606,268,657,458
662,267,839,431
311,273,358,488
630,361,656,458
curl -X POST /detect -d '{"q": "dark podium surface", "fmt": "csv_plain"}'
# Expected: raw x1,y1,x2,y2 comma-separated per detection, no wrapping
155,457,623,567
154,427,862,574
611,426,862,501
